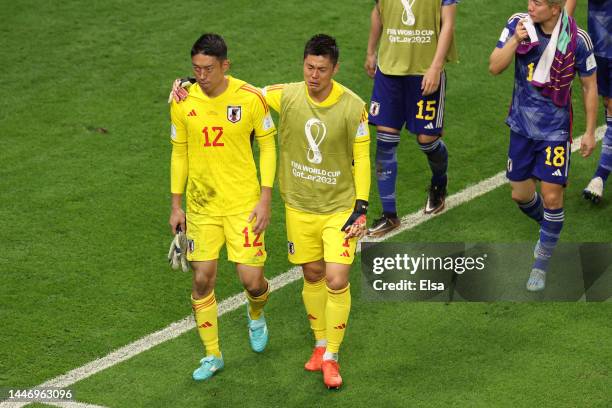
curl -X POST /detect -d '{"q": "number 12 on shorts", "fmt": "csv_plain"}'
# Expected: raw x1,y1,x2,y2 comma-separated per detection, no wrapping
242,227,262,247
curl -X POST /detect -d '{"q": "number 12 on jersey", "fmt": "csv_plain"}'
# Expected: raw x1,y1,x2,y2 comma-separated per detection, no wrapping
202,126,224,147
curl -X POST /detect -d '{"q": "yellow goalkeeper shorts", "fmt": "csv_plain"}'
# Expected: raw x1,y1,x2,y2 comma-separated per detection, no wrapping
186,212,266,266
285,205,357,265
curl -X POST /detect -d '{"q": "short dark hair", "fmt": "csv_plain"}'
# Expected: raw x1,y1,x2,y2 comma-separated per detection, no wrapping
303,34,339,65
191,33,228,60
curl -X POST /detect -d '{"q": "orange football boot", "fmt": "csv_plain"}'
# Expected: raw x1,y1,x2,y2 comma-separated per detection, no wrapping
304,346,325,371
321,359,342,389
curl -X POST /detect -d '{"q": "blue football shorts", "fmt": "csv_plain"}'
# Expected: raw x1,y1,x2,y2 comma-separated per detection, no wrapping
506,130,571,185
369,68,447,136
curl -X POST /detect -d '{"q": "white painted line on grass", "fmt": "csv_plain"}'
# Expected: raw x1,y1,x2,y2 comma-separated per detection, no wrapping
49,402,108,408
1,127,604,408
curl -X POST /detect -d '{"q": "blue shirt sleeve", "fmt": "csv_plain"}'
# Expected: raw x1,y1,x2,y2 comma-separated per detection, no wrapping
496,16,520,49
575,29,597,77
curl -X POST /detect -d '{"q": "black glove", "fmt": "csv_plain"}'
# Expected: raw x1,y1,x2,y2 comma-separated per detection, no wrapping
168,77,197,103
341,199,368,231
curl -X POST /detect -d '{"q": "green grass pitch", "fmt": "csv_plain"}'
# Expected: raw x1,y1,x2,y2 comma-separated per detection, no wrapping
1,0,610,406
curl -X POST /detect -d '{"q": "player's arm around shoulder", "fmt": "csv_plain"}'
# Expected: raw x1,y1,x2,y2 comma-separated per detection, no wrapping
169,78,194,103
489,15,527,75
261,84,285,113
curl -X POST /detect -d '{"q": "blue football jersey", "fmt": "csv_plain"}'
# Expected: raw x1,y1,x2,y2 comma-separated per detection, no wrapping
497,14,597,141
588,0,612,58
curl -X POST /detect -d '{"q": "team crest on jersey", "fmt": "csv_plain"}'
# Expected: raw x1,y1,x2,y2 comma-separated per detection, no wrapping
288,241,295,255
369,101,380,117
227,106,242,123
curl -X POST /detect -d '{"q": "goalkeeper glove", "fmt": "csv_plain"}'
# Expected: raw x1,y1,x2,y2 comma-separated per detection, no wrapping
168,226,189,272
341,199,368,232
167,77,195,103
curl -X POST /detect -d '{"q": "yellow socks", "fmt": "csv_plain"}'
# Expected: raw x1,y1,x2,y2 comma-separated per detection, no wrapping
192,291,221,358
245,280,270,320
325,284,351,354
302,277,328,341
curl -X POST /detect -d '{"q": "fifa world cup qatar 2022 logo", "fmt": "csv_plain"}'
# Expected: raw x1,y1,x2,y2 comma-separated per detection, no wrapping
401,0,416,26
304,118,326,164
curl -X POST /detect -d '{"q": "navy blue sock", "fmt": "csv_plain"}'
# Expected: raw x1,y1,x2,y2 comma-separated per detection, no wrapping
518,192,544,224
594,112,612,182
533,208,564,272
376,131,400,216
418,138,448,187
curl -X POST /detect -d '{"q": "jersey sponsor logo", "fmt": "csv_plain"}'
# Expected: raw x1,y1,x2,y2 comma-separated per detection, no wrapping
401,0,416,26
227,106,242,123
255,249,264,257
552,169,563,177
340,249,350,257
288,241,295,255
171,123,177,140
187,109,197,117
304,118,326,164
198,321,213,328
369,101,380,117
424,122,434,130
333,323,347,330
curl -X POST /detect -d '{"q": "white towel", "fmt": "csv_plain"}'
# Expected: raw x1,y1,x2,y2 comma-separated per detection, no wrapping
523,15,563,85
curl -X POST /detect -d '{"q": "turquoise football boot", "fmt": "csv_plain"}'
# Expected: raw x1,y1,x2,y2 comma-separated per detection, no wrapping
247,305,268,353
192,354,224,381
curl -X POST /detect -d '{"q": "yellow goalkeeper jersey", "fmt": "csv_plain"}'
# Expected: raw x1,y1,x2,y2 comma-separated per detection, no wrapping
170,76,276,216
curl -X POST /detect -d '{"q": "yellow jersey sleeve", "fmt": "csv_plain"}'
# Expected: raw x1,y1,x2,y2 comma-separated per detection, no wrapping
170,100,187,144
262,84,285,113
257,133,276,188
353,107,371,201
170,101,188,194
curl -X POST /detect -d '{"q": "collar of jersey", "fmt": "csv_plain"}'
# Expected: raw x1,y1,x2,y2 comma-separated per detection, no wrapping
304,80,344,108
189,76,235,100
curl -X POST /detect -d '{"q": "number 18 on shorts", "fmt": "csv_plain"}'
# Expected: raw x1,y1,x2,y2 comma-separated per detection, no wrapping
506,131,571,185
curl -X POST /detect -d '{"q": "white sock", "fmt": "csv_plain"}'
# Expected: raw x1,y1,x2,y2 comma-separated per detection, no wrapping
315,339,327,348
323,351,338,361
